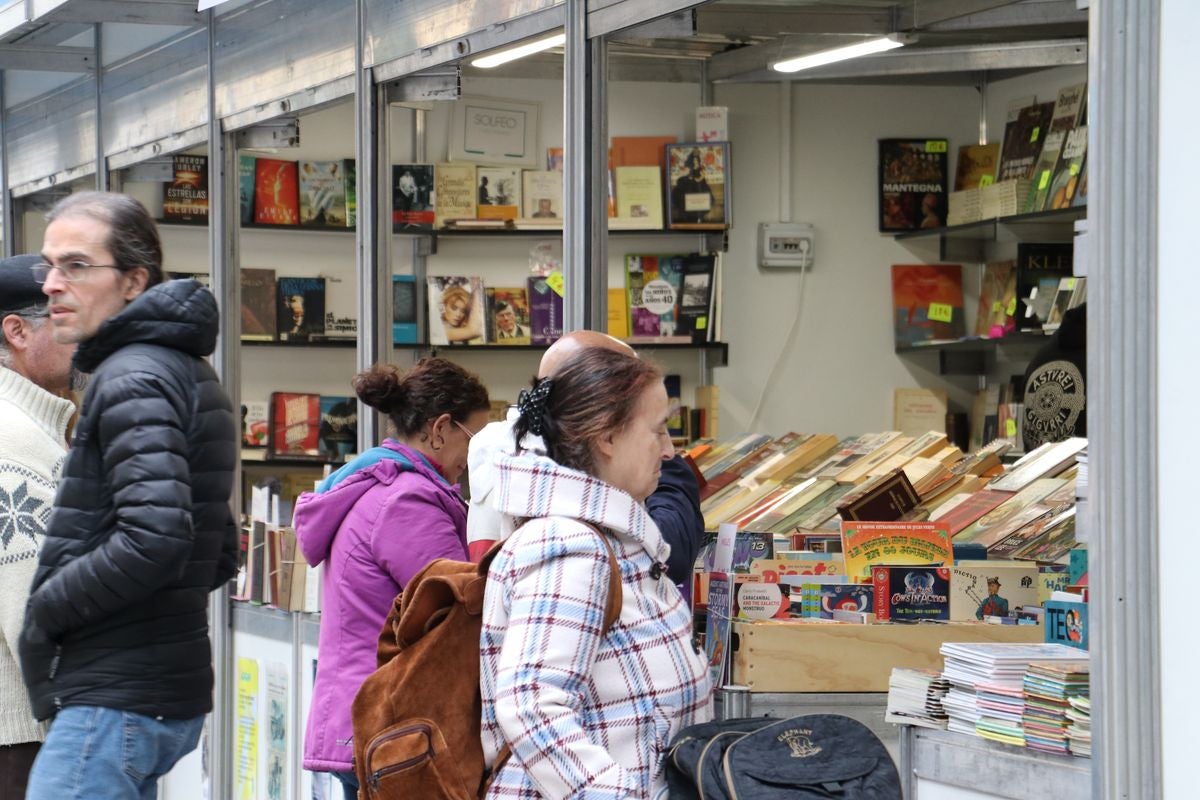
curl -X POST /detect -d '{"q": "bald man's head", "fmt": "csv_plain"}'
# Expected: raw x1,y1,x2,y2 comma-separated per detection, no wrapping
537,330,634,378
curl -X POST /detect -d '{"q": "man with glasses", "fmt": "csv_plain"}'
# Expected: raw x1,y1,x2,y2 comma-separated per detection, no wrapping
18,191,237,800
0,255,78,798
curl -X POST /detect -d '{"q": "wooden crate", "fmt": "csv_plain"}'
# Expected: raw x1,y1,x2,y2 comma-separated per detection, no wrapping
731,620,1043,692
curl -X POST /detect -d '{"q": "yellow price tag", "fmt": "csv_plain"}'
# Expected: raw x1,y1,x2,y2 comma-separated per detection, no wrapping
925,140,948,154
1064,278,1077,290
1006,297,1018,316
696,316,707,330
545,271,564,297
928,302,953,323
992,301,1003,313
1030,126,1041,143
1070,163,1080,176
1006,419,1017,437
1038,170,1051,190
979,175,994,188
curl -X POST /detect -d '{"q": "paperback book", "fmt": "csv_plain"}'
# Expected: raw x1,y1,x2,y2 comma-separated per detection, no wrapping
879,138,949,232
666,142,729,230
240,268,276,342
527,275,564,345
254,158,300,226
626,254,685,340
276,276,326,342
242,401,269,448
476,167,522,220
675,253,717,343
613,165,664,229
872,565,951,622
949,561,1039,621
428,276,487,345
318,396,357,463
485,287,532,344
434,163,477,228
238,155,256,225
321,274,357,341
997,100,1055,182
299,160,352,227
891,264,966,345
393,164,435,230
392,275,418,344
269,392,322,459
163,154,208,223
840,520,954,581
521,170,563,222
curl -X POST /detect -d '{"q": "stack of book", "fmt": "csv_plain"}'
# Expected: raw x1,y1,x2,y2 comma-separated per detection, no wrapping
974,680,1027,746
1066,695,1092,757
885,668,950,729
1021,660,1090,756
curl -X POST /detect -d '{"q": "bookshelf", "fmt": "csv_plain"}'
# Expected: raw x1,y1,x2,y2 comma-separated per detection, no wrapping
894,207,1085,261
395,340,730,367
895,332,1051,376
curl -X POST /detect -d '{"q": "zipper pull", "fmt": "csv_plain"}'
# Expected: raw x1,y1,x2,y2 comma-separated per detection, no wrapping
48,644,63,680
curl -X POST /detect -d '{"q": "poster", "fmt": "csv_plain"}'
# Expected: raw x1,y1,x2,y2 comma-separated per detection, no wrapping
235,657,260,800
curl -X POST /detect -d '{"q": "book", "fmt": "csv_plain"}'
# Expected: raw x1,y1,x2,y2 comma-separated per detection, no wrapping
428,276,486,345
997,100,1055,182
954,143,1000,190
675,253,717,343
804,581,872,620
878,138,949,232
240,268,276,342
1025,84,1087,212
696,107,729,142
318,396,357,463
990,438,1088,493
254,158,300,225
546,147,563,171
298,160,352,227
607,287,629,338
872,565,951,622
975,260,1018,338
893,388,949,437
521,170,563,221
1044,597,1088,650
611,135,675,169
612,166,664,229
949,561,1039,621
527,275,563,345
1071,157,1089,208
1047,125,1088,210
393,164,435,230
434,163,476,228
666,142,729,230
392,275,418,344
269,392,322,459
238,155,256,225
485,286,532,344
891,264,965,346
163,154,208,223
276,276,326,342
242,401,269,448
836,469,921,522
841,520,954,581
1015,243,1073,330
626,254,685,339
476,167,521,220
931,489,1012,536
321,273,357,341
664,374,684,439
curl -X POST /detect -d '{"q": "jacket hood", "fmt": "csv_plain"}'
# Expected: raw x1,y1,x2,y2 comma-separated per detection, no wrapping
74,279,219,373
293,441,451,566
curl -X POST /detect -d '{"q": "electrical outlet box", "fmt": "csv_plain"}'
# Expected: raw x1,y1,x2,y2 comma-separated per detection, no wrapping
759,222,815,269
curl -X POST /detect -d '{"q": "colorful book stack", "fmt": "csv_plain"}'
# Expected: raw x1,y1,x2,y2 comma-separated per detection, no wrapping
885,668,951,730
974,680,1026,746
1021,660,1090,756
1066,696,1092,757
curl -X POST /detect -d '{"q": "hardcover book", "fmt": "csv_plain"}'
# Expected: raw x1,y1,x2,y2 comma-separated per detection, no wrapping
254,158,300,225
997,100,1055,182
321,274,357,341
240,268,276,342
485,286,532,344
872,565,951,622
891,264,966,346
676,253,717,343
393,164,435,230
614,166,664,229
238,155,256,225
879,138,949,232
666,142,729,230
392,275,418,344
954,143,1000,191
930,488,1012,536
299,160,351,227
975,260,1018,338
521,170,563,221
276,276,326,342
1044,598,1088,650
269,392,322,459
318,396,357,463
428,276,486,345
949,561,1039,621
836,468,921,522
476,167,522,220
611,135,676,169
840,520,954,581
434,163,477,228
242,401,269,448
163,154,208,223
626,254,685,340
527,275,563,345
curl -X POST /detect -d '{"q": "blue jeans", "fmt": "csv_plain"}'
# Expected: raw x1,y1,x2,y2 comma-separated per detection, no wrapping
334,769,359,800
25,705,204,800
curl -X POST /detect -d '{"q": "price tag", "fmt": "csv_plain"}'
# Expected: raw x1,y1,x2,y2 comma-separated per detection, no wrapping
1006,297,1018,316
992,301,1003,313
925,140,948,153
1006,419,1017,438
1030,126,1041,143
1070,163,1080,176
928,302,954,323
696,316,708,330
545,271,564,297
1038,170,1051,190
979,175,994,188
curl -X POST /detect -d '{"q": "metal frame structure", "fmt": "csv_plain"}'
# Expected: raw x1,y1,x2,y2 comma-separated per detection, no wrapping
0,1,1162,798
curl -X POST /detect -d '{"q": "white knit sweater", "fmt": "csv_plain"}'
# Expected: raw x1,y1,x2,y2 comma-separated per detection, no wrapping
0,366,73,745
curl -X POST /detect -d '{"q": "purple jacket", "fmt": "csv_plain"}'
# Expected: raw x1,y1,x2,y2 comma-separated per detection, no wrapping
295,440,468,772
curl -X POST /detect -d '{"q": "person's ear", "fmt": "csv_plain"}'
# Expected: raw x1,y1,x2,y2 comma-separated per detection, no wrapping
122,266,150,301
595,430,617,462
1,314,28,352
431,412,452,437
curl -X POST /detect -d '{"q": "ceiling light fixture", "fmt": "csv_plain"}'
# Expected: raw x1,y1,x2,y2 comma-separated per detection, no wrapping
471,33,567,69
772,34,912,74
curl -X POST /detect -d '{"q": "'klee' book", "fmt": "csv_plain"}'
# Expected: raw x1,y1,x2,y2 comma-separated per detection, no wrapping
254,158,300,226
276,276,326,342
840,520,954,581
428,276,486,346
872,565,951,622
891,264,965,346
163,154,209,223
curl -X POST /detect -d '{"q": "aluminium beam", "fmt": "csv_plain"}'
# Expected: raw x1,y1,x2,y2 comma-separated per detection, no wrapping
912,0,1087,32
693,5,892,38
895,0,1024,29
35,0,203,27
587,0,707,40
0,44,94,72
385,70,460,104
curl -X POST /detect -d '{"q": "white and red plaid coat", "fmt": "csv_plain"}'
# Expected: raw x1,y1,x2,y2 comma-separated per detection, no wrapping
481,452,713,799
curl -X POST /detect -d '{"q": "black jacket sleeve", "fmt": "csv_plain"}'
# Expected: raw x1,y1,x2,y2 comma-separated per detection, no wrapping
646,455,705,584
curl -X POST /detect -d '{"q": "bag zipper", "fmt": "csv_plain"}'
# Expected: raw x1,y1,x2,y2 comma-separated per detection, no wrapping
365,722,434,793
697,731,745,800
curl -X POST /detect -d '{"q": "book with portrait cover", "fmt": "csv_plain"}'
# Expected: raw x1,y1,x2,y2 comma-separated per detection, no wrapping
276,276,326,342
428,276,486,346
485,286,532,345
891,264,965,346
879,139,949,232
268,392,322,459
434,163,476,228
521,170,563,222
476,167,521,221
392,275,418,344
666,142,729,230
527,275,563,345
625,254,686,341
254,158,300,225
298,160,351,227
318,396,357,463
163,154,209,223
239,155,256,225
240,268,276,342
393,164,435,230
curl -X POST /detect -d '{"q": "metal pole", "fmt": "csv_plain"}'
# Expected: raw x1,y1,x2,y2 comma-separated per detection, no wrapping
412,107,428,352
586,37,608,330
563,0,588,332
206,8,237,798
0,70,13,258
94,24,107,192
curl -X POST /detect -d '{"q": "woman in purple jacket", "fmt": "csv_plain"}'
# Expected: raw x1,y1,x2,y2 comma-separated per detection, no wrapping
294,358,490,799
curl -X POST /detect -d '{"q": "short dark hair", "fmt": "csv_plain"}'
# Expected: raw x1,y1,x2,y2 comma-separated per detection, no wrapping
353,357,490,438
46,191,164,287
514,347,662,476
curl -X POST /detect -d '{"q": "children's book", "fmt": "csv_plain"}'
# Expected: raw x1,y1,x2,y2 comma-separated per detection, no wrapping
1045,597,1088,650
840,520,954,582
949,560,1039,621
873,565,951,622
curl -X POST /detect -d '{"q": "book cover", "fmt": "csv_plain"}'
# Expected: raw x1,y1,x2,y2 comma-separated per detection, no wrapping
626,254,685,340
879,138,949,232
664,374,684,439
1015,243,1073,329
1071,157,1089,208
1025,84,1087,212
893,388,949,437
612,135,675,170
840,520,954,581
666,142,729,230
276,276,326,341
318,396,357,463
872,565,951,622
434,163,477,228
1044,598,1088,650
240,268,276,342
163,154,208,223
891,264,966,345
345,159,357,228
975,260,1018,338
254,158,300,225
931,488,1012,536
393,164,435,230
428,276,486,345
676,253,716,343
704,574,733,686
809,582,873,620
298,160,350,227
485,286,532,344
320,274,357,341
239,155,256,226
607,287,629,338
836,469,921,522
527,275,563,345
614,166,664,229
392,275,418,344
546,147,563,171
1047,125,1088,211
954,143,1000,190
269,392,322,459
949,561,1039,620
521,170,563,221
242,401,269,448
476,167,521,220
997,100,1055,182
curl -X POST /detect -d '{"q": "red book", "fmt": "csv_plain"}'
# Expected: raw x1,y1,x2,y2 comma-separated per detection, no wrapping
255,158,300,225
269,392,322,459
935,489,1012,536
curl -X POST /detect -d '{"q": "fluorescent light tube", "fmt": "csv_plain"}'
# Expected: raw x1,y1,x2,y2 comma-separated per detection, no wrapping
772,35,908,73
471,33,566,68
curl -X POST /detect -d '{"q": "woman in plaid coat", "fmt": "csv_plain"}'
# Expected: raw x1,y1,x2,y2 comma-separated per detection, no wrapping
480,348,713,799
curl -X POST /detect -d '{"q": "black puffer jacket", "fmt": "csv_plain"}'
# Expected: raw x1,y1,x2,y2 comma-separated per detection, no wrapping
20,279,237,721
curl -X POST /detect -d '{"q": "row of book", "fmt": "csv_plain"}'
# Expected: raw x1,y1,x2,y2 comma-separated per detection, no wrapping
242,393,357,463
233,519,319,613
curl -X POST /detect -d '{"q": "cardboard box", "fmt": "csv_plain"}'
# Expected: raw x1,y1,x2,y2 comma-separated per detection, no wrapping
731,620,1042,692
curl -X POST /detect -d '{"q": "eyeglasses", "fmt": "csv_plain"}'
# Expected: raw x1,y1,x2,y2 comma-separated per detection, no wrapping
31,261,122,283
453,420,476,440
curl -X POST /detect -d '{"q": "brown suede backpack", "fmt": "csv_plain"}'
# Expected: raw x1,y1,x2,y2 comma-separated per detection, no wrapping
350,525,621,800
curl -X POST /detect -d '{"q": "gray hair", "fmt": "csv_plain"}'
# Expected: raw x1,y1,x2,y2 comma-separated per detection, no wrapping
0,305,50,369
